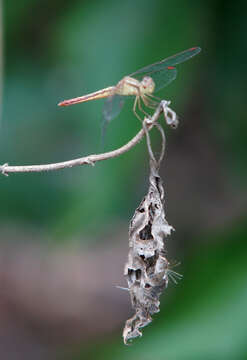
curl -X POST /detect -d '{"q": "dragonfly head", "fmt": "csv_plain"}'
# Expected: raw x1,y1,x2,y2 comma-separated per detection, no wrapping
141,76,155,94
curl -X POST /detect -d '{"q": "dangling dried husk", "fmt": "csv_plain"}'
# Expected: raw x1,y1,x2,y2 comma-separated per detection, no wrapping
123,154,175,344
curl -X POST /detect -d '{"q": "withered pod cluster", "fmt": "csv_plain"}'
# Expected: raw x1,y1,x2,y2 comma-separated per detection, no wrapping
123,159,175,344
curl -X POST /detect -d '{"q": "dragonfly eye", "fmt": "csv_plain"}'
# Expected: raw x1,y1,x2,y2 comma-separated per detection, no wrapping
142,76,155,92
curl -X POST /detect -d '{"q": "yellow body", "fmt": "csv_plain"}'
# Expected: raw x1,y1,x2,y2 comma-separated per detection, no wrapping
58,76,155,106
116,76,155,96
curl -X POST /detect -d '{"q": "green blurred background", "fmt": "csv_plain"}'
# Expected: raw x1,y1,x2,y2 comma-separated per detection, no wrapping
0,0,246,359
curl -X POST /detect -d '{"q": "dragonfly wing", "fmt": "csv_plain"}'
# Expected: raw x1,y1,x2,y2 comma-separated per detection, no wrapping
102,94,125,122
130,47,201,77
150,67,177,93
101,95,126,143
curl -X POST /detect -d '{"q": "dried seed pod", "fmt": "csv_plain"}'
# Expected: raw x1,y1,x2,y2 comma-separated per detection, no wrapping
123,161,175,344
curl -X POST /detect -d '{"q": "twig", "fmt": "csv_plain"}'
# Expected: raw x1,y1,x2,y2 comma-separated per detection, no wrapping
0,103,164,176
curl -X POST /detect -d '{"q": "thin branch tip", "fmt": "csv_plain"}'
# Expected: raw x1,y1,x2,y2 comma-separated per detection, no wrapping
0,163,9,176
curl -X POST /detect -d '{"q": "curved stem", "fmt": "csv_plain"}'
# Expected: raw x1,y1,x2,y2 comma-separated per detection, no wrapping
0,102,164,176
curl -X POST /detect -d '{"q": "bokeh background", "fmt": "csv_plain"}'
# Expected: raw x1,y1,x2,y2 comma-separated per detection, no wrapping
0,0,246,359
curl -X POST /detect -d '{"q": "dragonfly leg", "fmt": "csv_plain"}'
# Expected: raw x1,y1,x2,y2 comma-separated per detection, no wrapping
133,96,143,122
143,94,159,109
131,86,155,120
138,96,151,118
147,93,162,101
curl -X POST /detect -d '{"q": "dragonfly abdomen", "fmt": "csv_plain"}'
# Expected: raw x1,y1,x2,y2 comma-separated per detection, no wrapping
58,86,115,106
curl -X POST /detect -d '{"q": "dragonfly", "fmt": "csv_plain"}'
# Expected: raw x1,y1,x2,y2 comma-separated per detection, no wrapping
58,47,201,124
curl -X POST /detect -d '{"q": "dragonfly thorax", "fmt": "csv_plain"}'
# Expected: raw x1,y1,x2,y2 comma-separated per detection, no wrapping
116,76,155,97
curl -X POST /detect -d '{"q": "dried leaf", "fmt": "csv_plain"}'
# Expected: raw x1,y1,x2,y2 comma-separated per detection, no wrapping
123,163,175,344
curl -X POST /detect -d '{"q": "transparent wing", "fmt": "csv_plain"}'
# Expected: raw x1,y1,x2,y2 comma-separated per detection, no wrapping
130,47,201,77
102,94,125,122
101,95,126,143
130,66,177,93
150,67,177,93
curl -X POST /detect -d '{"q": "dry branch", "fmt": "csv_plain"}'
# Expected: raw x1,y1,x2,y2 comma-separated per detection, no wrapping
0,102,169,176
